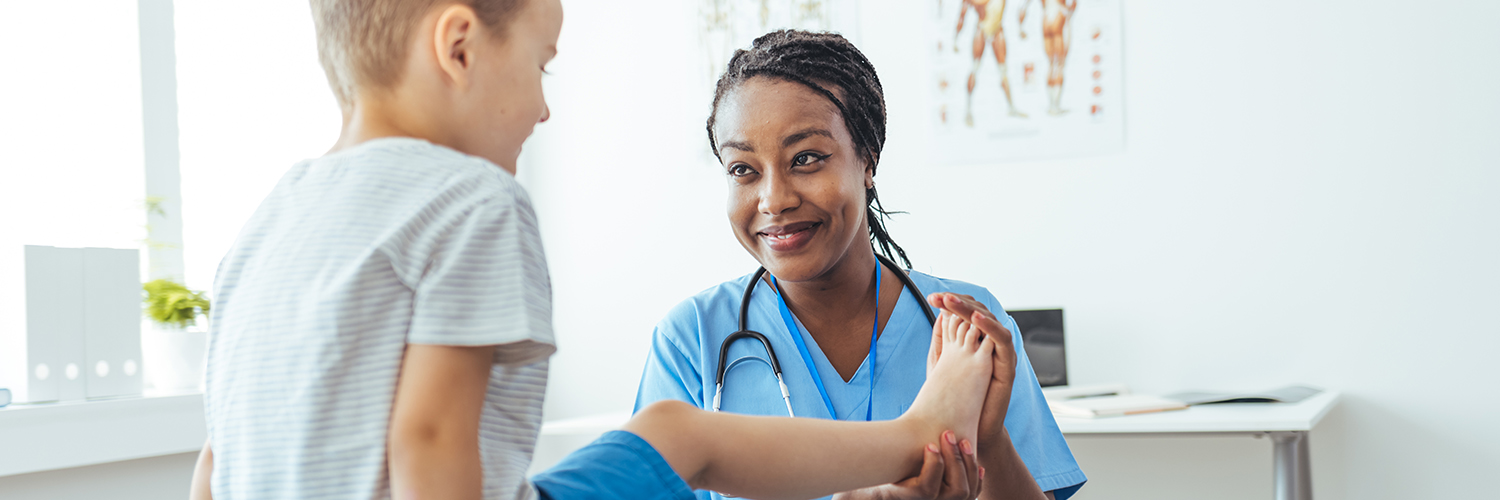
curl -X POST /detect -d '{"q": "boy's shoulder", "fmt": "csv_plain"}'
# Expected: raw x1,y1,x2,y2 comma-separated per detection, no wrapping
308,137,526,204
247,137,537,282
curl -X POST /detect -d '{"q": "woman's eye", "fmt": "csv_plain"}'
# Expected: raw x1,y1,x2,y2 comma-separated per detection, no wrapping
728,164,755,177
792,152,828,166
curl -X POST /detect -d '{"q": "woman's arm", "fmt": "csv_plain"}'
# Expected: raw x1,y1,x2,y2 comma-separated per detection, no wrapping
974,428,1049,500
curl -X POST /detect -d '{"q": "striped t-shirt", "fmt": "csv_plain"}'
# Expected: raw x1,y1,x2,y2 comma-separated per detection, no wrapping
204,138,555,500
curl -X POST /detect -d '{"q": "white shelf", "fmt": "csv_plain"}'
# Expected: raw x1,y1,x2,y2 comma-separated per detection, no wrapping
1055,390,1340,435
0,392,205,477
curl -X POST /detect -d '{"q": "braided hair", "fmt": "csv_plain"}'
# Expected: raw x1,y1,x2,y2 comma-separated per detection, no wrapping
707,29,912,269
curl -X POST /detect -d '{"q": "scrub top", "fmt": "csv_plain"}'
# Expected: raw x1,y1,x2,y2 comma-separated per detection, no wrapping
634,270,1087,500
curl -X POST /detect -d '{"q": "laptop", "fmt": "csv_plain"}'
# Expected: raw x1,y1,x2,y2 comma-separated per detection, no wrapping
1008,309,1067,387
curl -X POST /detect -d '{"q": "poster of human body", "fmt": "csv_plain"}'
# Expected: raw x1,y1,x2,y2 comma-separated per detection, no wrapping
930,0,1123,164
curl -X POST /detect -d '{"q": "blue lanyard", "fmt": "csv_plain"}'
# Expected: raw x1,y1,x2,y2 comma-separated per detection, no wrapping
770,267,880,421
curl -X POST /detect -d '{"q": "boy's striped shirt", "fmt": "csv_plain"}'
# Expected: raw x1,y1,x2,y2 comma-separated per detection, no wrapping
205,138,554,500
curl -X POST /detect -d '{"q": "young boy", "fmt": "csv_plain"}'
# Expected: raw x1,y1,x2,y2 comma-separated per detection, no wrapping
188,0,1023,499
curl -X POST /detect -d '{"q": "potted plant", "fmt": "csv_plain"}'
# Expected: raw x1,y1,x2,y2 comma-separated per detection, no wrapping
141,279,210,392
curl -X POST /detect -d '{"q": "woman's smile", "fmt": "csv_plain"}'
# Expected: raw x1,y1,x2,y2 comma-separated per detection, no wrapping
758,221,822,252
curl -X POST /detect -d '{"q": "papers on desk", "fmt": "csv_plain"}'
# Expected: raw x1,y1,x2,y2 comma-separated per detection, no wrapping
1042,384,1188,418
1164,385,1322,405
1042,384,1327,418
1047,394,1188,418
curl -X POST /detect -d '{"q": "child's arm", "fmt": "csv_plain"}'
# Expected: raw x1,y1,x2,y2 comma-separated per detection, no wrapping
188,440,212,500
623,315,999,500
626,401,936,498
388,344,495,500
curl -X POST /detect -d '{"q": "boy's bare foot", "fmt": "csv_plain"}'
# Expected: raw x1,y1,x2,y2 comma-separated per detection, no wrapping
929,294,1020,445
903,311,994,446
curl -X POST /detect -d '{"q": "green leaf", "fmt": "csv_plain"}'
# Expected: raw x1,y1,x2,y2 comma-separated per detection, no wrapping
142,279,211,329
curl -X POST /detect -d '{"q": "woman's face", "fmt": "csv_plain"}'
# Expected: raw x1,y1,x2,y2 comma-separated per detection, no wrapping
713,77,874,283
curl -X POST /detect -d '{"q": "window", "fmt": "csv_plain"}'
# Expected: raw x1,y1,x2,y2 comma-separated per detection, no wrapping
0,1,148,393
0,0,339,395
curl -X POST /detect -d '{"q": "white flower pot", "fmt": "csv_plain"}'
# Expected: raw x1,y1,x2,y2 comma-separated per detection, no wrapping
141,319,207,392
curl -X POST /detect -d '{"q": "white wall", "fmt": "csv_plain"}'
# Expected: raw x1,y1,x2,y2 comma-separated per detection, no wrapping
527,1,1500,499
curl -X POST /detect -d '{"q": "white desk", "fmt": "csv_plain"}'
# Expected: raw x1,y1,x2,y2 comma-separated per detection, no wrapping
1056,390,1340,500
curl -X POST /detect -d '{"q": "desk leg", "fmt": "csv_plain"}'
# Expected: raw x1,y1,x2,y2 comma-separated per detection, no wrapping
1270,431,1313,500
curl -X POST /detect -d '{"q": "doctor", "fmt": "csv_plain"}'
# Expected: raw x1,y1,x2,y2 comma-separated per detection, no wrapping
634,30,1086,500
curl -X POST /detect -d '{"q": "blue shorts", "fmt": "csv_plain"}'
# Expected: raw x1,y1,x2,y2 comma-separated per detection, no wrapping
532,430,695,500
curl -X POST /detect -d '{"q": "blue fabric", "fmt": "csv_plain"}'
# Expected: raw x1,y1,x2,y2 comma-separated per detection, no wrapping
531,430,695,500
634,271,1087,499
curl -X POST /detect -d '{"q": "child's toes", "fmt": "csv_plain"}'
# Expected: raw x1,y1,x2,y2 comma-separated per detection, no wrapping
958,320,978,349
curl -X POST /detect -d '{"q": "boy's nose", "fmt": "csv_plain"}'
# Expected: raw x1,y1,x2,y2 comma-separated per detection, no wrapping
539,103,550,123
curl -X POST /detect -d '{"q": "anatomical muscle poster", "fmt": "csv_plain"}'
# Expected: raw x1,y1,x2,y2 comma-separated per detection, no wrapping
929,0,1123,164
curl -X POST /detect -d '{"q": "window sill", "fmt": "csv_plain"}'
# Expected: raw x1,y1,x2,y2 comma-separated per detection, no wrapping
0,391,205,477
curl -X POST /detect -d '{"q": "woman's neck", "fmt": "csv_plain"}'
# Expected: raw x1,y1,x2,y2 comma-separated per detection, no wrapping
774,248,881,325
772,247,904,382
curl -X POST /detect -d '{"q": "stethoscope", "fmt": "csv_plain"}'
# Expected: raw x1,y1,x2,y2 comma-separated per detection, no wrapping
712,254,938,419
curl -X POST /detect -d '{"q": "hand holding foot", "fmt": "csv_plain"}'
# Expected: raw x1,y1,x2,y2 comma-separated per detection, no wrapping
927,293,1018,446
833,434,983,500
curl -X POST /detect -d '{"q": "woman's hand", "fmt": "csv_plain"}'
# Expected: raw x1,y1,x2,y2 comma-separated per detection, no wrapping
927,293,1018,447
832,433,983,500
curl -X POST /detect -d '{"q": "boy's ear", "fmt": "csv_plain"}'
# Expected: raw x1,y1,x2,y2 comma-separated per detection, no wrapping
432,5,481,89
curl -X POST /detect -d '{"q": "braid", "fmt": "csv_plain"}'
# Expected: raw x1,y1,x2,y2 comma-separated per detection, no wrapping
707,30,912,269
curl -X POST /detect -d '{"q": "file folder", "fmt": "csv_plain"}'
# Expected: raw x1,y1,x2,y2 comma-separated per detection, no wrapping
24,246,87,403
83,248,144,399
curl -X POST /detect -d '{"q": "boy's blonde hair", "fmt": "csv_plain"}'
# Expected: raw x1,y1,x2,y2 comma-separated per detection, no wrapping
310,0,525,111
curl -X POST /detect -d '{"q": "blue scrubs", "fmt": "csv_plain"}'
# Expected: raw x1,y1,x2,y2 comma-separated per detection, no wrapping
634,270,1086,499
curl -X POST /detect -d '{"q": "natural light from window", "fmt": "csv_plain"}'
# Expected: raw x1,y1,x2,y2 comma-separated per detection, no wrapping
174,0,341,293
0,1,148,392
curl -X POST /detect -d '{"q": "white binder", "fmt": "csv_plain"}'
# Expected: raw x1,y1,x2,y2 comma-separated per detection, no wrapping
83,248,144,399
24,246,88,403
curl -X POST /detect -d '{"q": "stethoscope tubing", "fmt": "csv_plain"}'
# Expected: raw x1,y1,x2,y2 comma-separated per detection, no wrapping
713,255,937,416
